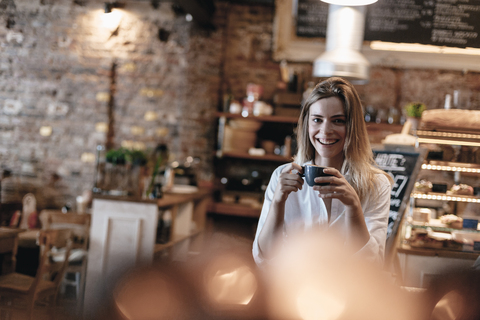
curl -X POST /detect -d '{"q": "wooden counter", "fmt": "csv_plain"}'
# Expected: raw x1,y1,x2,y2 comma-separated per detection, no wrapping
158,188,213,209
154,188,213,256
396,235,479,288
398,243,479,260
85,188,213,317
91,189,214,257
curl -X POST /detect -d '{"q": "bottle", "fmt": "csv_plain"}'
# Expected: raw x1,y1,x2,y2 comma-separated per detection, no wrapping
146,144,169,198
387,107,400,124
61,202,72,213
288,72,298,93
164,166,175,191
284,136,292,158
157,210,172,244
364,105,377,123
222,90,233,112
444,94,452,109
302,81,315,105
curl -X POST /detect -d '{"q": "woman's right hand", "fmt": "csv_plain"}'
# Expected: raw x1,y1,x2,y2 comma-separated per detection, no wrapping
273,162,304,202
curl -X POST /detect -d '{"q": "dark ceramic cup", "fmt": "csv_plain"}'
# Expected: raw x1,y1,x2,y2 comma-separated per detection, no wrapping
300,164,333,186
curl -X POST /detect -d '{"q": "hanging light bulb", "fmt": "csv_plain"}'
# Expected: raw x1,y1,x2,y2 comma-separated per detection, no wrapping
321,0,378,5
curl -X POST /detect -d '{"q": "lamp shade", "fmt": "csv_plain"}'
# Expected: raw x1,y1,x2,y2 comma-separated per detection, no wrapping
321,0,377,5
313,4,370,84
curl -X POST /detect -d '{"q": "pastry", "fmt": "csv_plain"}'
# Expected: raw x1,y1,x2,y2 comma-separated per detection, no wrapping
448,184,474,196
414,179,433,193
439,214,463,229
408,228,445,249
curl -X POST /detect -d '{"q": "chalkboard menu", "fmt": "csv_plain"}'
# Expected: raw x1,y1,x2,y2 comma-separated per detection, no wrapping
296,0,329,37
295,0,480,48
372,148,426,253
364,0,480,48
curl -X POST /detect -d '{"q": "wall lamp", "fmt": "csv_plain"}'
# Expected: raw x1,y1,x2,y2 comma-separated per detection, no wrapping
104,1,125,13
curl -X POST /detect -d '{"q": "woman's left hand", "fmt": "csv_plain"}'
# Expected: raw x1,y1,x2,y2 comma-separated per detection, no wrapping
312,167,361,209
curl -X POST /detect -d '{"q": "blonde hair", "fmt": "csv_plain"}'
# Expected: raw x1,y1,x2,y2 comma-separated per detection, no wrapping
294,77,391,200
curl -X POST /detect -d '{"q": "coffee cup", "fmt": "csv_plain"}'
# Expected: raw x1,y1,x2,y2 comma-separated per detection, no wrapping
300,164,333,186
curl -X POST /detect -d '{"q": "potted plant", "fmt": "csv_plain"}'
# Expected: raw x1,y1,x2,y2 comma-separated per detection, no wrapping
404,102,426,131
105,148,128,165
127,150,148,167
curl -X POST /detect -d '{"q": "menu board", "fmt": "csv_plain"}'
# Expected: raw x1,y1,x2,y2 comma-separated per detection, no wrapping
295,0,329,37
295,0,480,48
372,148,426,253
364,0,480,48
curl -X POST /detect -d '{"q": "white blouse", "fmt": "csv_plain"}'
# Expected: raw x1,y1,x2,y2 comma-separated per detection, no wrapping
252,162,392,267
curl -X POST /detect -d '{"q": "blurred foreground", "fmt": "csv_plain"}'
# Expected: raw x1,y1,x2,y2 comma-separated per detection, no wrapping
85,230,480,320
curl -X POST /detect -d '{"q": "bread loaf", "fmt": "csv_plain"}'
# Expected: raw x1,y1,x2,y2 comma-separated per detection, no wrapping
421,109,480,130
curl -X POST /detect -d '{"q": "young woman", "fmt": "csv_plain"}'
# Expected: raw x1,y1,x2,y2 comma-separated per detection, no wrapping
253,77,392,267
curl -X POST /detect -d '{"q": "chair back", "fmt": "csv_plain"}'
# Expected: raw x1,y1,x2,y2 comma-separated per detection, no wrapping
39,211,91,250
30,229,73,297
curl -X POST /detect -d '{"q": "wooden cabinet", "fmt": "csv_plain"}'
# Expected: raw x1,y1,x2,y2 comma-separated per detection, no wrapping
396,244,478,288
84,197,159,318
84,190,212,317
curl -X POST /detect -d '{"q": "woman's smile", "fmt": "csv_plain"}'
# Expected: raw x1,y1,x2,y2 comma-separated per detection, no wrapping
318,138,340,145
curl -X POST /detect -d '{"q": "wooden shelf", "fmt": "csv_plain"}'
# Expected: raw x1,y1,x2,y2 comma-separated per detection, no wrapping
398,243,480,259
216,150,292,162
208,202,261,218
215,112,298,124
421,161,480,175
157,188,213,209
415,128,480,147
411,192,480,203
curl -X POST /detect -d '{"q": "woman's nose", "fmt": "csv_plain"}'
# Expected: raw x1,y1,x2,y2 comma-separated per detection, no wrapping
320,121,334,134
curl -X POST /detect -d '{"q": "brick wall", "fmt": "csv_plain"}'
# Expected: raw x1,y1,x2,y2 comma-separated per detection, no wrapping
1,0,480,205
0,0,224,203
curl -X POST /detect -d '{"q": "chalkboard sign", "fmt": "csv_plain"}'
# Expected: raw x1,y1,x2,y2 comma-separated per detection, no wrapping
372,147,426,254
294,0,480,48
364,0,480,49
295,0,328,37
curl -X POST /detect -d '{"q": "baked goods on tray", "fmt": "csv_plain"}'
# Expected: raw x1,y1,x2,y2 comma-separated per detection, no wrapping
439,214,463,229
447,184,474,196
421,109,480,130
408,228,450,248
414,179,433,193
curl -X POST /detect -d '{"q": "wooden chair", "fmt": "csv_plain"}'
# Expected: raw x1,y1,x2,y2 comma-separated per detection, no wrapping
0,228,24,275
39,210,91,312
0,228,73,320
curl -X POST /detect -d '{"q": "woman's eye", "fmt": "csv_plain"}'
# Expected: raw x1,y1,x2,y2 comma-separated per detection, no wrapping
334,119,346,124
312,118,321,123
